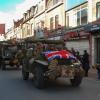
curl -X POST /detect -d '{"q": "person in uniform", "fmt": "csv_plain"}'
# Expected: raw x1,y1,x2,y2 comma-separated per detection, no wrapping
33,42,44,60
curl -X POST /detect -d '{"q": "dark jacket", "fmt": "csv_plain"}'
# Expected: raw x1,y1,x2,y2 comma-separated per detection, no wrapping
82,52,90,70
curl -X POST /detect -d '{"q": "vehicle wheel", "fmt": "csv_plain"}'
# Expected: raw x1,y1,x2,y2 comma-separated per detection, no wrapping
1,64,6,70
22,67,29,80
34,66,45,89
70,75,82,87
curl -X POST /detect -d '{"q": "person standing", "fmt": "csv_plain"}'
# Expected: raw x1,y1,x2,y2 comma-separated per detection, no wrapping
96,64,100,79
82,50,90,77
71,48,76,56
76,51,82,62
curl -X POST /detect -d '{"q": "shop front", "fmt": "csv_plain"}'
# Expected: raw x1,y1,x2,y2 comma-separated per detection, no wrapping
62,26,90,55
85,20,100,65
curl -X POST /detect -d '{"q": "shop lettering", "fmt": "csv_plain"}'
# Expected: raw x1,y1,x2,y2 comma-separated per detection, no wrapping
68,32,80,38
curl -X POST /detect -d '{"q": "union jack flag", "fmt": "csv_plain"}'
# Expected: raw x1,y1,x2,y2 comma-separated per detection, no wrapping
43,50,76,62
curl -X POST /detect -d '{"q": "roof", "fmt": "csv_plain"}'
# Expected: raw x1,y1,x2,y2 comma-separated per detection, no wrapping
14,18,23,28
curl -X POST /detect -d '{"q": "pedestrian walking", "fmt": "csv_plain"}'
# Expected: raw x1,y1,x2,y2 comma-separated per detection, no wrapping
82,50,90,77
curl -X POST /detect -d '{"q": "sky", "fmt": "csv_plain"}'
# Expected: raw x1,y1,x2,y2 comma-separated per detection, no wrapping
66,0,86,10
0,0,40,31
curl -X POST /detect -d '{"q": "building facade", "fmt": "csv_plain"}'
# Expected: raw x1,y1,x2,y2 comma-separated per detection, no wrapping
14,18,23,39
22,6,35,39
64,0,90,55
5,27,15,40
87,0,100,65
5,0,100,66
45,0,65,40
34,0,46,39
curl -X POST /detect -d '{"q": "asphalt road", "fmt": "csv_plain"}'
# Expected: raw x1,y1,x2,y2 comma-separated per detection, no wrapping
0,68,100,100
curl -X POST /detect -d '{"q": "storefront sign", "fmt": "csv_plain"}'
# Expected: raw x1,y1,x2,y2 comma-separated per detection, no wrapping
90,24,100,31
48,36,61,40
63,30,89,40
85,21,100,32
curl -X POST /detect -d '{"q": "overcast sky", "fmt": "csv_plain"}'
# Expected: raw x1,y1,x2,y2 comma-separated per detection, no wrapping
0,0,40,31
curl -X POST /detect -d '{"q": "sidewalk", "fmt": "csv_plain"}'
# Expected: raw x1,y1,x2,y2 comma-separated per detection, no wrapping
88,68,97,79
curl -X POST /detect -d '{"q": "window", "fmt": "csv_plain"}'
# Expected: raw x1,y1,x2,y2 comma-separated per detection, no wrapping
53,0,59,5
66,15,69,28
47,0,61,9
41,21,44,27
97,2,100,19
81,8,88,25
27,26,30,35
24,13,27,20
77,11,81,26
66,7,88,28
50,17,54,30
76,8,88,26
55,15,59,29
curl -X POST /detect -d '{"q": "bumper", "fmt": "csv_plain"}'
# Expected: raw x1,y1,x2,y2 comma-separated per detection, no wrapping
44,66,84,80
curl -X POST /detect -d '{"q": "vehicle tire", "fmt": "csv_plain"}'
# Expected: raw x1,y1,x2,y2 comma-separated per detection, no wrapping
70,75,82,87
22,67,29,80
34,66,45,89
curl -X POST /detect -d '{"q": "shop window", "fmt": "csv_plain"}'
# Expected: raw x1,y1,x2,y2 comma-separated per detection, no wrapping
97,2,100,19
50,17,54,30
55,15,59,29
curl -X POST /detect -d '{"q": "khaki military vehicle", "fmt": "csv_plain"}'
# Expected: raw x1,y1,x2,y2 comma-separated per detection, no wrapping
0,42,22,70
22,39,84,89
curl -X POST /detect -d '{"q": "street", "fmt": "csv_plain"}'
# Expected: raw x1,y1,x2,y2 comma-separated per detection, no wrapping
0,68,100,100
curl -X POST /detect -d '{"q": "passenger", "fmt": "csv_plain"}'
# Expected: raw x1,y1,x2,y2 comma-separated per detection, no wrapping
15,49,23,65
71,48,76,56
33,42,43,59
48,44,56,51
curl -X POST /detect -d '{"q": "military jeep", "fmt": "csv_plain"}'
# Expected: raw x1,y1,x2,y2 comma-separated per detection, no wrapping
22,40,84,89
0,43,20,70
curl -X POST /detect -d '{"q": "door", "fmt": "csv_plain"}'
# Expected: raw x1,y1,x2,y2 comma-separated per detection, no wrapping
65,39,89,55
96,38,100,63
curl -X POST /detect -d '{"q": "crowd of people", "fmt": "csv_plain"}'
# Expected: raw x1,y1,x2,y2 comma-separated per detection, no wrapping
69,48,90,77
69,48,100,79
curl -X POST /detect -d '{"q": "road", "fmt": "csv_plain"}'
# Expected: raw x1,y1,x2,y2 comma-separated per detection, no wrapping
0,68,100,100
